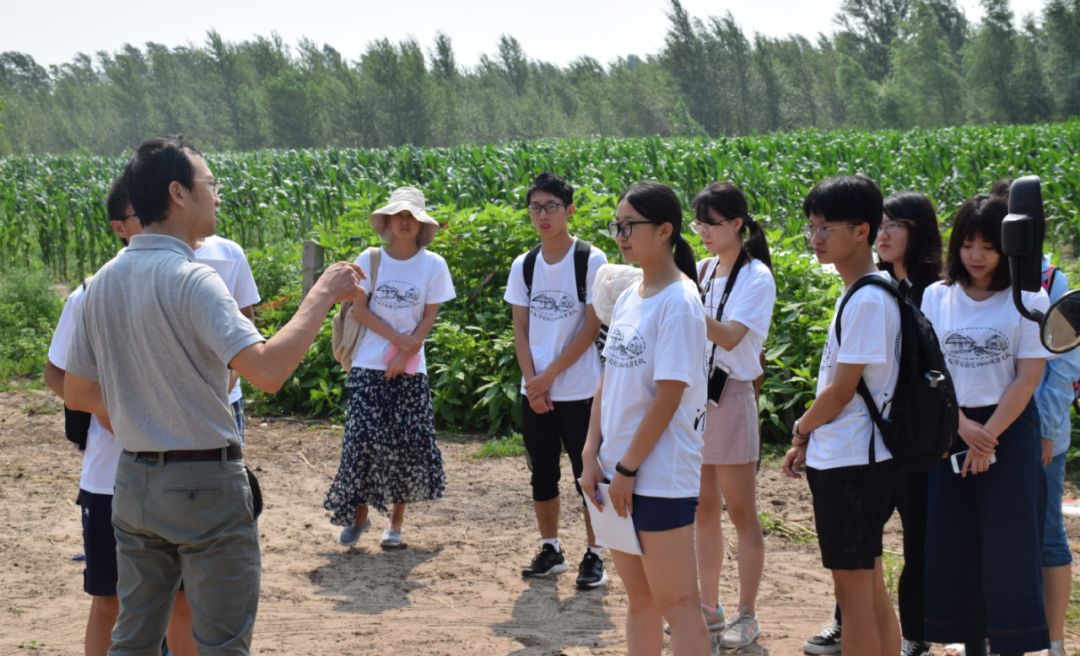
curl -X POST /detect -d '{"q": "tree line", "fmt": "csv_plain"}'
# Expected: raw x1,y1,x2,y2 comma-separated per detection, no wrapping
1,0,1079,155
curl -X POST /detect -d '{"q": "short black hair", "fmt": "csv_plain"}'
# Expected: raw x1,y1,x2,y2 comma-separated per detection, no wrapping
526,172,573,206
121,135,202,227
105,176,130,222
945,194,1011,292
802,175,883,244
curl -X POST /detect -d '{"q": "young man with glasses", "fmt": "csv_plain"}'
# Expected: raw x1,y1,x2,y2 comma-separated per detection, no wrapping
504,172,609,588
783,175,902,656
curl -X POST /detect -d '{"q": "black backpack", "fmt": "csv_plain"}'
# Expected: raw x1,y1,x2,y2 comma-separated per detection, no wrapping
523,240,607,355
835,275,957,471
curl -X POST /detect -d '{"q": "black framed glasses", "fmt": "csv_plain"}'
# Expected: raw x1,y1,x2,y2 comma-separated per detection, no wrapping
527,201,565,216
607,220,653,239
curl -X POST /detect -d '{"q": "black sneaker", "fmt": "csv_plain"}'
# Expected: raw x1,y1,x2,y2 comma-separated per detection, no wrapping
803,621,841,654
521,544,568,578
575,551,607,589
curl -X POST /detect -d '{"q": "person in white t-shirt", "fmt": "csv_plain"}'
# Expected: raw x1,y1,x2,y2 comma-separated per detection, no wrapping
324,187,455,551
504,173,609,589
42,178,189,656
580,181,710,656
688,182,775,648
194,234,261,440
782,175,902,656
919,194,1051,656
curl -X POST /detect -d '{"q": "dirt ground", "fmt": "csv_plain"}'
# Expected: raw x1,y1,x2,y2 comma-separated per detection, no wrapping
1,389,1077,656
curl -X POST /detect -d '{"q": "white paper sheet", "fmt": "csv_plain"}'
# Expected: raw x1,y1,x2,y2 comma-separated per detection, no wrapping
580,481,643,555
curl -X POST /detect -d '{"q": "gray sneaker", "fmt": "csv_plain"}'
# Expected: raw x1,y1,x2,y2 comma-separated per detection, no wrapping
339,518,371,546
803,621,841,654
719,609,760,649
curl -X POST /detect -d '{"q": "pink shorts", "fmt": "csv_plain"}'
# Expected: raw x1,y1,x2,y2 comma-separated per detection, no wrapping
701,378,760,465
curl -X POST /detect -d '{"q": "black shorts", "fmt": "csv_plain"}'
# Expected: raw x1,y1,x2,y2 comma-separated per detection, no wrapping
521,397,592,502
807,460,896,570
77,489,118,596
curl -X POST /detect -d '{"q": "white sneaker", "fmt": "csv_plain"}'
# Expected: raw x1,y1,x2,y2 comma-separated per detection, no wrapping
380,527,405,550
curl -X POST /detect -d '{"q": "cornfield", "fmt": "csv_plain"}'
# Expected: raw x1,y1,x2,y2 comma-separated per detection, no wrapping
3,121,1079,281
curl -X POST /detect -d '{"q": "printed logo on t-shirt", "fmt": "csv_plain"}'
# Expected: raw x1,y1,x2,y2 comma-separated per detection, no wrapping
605,325,646,368
373,281,422,309
529,290,578,321
942,327,1010,368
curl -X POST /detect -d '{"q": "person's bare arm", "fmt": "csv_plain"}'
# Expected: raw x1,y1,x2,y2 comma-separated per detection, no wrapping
607,379,687,517
63,371,112,433
230,262,364,393
783,362,866,477
45,361,66,400
511,305,552,413
352,292,422,354
705,316,751,351
385,303,443,380
524,305,601,400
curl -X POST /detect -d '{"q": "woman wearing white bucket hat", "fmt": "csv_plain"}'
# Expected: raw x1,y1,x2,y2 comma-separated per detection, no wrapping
324,186,456,550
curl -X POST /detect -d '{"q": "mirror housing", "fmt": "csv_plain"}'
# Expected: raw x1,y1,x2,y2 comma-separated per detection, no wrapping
1000,176,1046,323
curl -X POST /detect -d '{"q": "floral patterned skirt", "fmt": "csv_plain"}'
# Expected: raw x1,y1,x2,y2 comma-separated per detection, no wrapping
323,368,446,525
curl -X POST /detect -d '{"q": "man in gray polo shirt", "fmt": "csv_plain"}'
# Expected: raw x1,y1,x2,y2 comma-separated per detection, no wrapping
64,135,363,656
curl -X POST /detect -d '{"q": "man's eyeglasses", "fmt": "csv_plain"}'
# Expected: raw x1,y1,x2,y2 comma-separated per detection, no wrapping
607,220,653,239
193,178,220,194
527,201,565,216
803,223,858,241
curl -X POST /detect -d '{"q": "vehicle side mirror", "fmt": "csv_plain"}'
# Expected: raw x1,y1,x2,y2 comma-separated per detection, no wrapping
1042,290,1080,354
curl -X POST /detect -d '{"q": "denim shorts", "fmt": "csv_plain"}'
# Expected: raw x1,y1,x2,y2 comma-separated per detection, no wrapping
1043,452,1073,567
631,494,698,532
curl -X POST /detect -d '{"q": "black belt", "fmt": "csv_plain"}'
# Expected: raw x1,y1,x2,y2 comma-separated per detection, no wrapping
126,444,243,463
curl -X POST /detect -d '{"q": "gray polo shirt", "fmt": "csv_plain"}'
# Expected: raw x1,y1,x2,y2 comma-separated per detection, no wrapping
67,234,265,452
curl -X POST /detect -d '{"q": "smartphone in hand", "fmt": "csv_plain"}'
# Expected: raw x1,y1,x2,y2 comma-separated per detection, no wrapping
950,449,997,474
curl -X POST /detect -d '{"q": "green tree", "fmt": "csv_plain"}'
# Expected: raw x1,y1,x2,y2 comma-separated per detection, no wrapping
884,0,965,127
963,0,1019,123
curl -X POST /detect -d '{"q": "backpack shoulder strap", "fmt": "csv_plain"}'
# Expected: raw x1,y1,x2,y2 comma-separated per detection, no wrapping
835,275,901,346
367,247,380,300
834,275,902,465
523,245,542,301
573,239,591,304
1042,265,1058,292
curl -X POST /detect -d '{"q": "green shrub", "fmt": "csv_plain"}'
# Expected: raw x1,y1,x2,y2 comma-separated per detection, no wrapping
0,272,63,380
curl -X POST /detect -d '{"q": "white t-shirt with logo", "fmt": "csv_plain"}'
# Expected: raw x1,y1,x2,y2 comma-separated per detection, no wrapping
48,285,122,495
698,257,776,381
351,247,456,374
195,235,261,405
920,282,1051,407
504,239,608,401
807,272,901,470
599,279,707,498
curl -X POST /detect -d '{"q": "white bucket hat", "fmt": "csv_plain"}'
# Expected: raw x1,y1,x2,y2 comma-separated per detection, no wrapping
371,186,441,247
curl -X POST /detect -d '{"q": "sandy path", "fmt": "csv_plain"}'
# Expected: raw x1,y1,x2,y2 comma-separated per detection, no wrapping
1,389,1075,655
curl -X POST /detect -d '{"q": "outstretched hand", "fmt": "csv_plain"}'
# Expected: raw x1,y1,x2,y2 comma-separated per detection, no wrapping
317,262,366,305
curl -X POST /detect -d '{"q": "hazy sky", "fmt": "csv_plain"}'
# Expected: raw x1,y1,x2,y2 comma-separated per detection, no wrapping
2,0,1051,70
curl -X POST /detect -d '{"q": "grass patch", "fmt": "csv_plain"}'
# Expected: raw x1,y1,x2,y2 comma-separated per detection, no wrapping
466,432,525,460
759,510,817,544
881,549,903,603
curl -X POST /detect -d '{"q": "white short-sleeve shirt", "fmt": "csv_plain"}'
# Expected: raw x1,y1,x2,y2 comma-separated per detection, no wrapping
599,279,707,498
698,257,776,381
920,281,1051,407
504,239,608,401
351,247,456,375
807,272,901,470
47,285,122,495
195,235,261,405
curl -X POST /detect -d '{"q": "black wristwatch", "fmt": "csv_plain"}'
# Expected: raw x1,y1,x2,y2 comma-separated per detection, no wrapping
615,461,638,477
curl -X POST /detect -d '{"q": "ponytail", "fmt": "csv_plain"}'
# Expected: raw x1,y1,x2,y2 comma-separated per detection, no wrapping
743,216,772,270
673,233,699,285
